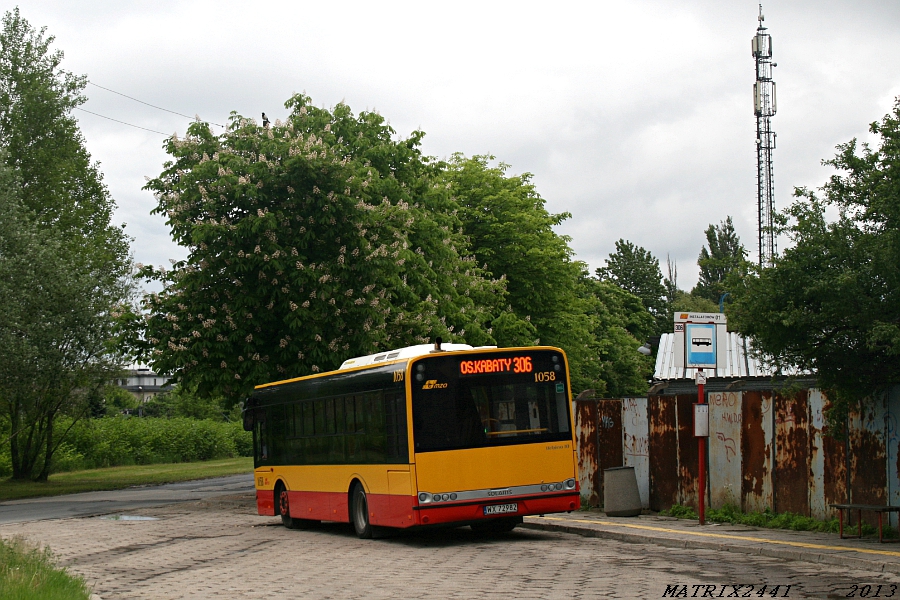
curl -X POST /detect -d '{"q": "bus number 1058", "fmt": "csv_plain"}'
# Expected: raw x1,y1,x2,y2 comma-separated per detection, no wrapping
535,371,556,382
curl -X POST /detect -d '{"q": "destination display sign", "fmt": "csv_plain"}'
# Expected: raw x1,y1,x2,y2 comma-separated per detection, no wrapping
459,355,533,376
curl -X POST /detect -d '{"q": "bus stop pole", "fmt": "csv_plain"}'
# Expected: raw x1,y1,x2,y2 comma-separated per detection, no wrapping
697,368,706,526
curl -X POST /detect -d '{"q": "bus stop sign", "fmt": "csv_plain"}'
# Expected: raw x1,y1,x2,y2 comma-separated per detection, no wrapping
686,323,716,368
673,312,727,373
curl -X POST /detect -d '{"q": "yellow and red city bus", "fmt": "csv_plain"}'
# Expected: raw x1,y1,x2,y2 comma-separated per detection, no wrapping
243,343,580,538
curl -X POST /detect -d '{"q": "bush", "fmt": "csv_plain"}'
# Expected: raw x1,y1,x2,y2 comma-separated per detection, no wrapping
141,384,230,420
0,415,252,478
663,502,851,535
0,450,10,479
230,421,253,457
663,504,698,519
45,417,252,472
102,385,138,416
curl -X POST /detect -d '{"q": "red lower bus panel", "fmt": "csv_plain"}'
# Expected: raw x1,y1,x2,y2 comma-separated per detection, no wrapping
257,490,276,516
330,492,350,522
368,493,416,528
263,489,578,528
415,493,579,526
287,490,343,521
284,491,414,527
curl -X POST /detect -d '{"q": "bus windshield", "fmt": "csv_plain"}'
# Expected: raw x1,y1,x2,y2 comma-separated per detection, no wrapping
411,350,571,453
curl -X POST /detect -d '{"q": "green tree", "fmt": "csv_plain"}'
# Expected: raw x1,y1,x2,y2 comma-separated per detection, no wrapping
442,155,608,391
0,9,125,258
102,386,139,416
0,167,132,481
597,239,668,336
580,277,656,397
692,216,749,304
730,99,900,428
670,290,719,315
143,383,229,420
0,10,132,481
664,254,678,307
140,96,502,402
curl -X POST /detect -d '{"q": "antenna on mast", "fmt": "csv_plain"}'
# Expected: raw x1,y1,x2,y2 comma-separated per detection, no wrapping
752,4,777,266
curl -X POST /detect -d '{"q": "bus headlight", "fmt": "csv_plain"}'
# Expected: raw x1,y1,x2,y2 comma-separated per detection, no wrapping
418,492,432,503
565,478,576,489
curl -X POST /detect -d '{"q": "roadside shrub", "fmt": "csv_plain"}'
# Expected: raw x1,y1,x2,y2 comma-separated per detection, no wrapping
229,421,253,457
706,502,741,523
53,417,252,471
662,504,698,519
48,443,86,474
141,384,230,420
0,420,9,478
0,449,10,479
665,502,850,535
0,415,252,479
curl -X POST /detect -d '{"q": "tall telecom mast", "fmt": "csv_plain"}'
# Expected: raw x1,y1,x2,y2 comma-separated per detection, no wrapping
753,5,777,266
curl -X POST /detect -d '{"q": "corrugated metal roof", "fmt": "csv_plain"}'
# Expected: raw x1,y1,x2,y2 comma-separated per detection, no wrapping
653,332,807,380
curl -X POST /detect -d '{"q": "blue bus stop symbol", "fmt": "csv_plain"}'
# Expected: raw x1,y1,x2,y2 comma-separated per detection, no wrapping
686,323,716,368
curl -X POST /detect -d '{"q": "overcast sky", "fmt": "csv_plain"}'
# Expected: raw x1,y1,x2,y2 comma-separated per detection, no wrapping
14,0,900,290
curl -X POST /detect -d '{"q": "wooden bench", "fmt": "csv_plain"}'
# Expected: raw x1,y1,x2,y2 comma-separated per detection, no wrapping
829,504,900,543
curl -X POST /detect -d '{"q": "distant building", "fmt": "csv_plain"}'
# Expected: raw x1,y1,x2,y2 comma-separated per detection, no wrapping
112,368,173,403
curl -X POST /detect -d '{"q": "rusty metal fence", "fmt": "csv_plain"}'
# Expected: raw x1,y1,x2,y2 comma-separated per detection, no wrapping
575,386,900,524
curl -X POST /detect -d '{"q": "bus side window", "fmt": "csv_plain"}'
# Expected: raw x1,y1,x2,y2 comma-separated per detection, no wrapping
366,392,386,462
269,404,287,463
300,402,312,436
325,398,336,435
385,391,408,463
555,388,570,433
254,410,268,463
345,396,356,434
314,400,325,435
355,395,366,433
334,396,346,434
289,404,299,438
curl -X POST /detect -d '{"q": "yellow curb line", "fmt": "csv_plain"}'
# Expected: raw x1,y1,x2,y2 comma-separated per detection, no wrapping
535,516,900,559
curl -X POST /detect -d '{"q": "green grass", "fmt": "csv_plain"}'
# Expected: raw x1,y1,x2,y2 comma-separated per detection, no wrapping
0,457,253,502
0,536,91,600
660,503,879,536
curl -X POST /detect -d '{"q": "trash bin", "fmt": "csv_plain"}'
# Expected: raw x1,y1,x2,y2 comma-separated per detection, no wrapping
603,466,642,517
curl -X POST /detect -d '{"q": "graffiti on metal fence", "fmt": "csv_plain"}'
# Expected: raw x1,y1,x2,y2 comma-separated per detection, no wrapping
710,392,738,408
624,431,649,458
715,432,737,463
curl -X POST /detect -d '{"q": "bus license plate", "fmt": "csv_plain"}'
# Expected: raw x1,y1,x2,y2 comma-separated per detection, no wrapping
484,503,517,515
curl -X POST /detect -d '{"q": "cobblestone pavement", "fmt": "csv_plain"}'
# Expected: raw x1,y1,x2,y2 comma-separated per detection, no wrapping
1,493,899,599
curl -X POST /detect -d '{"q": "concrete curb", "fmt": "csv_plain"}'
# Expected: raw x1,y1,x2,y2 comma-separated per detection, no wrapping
521,520,900,575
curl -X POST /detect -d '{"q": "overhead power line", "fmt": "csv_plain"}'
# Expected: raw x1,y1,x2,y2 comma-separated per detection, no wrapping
74,107,171,136
87,81,226,128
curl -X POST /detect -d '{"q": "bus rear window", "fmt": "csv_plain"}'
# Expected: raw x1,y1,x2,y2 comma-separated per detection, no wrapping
411,351,571,453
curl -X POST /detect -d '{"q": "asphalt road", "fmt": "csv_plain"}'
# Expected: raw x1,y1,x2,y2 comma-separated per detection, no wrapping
0,473,254,524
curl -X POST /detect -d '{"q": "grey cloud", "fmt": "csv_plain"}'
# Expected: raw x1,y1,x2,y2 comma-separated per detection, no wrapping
12,0,900,292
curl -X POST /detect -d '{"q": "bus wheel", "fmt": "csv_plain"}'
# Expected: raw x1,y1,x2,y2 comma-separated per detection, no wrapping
351,484,374,539
471,516,522,534
276,483,317,530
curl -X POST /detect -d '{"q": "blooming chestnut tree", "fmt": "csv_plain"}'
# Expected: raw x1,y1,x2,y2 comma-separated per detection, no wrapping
140,95,503,401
